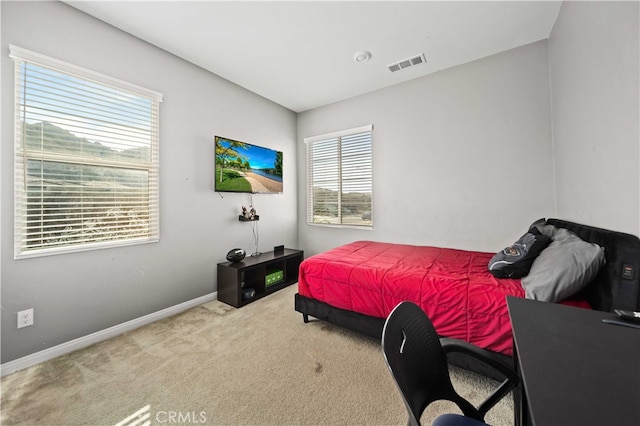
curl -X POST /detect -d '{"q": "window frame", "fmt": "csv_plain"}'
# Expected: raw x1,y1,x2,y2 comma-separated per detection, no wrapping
10,45,163,259
305,125,373,229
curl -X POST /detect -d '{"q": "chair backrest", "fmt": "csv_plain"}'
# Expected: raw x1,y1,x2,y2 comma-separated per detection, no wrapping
382,301,481,425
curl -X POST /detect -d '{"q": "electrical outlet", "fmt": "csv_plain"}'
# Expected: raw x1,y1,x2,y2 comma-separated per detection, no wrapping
17,308,34,329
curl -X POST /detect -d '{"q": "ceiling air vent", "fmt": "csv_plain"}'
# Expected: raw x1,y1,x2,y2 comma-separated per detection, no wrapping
387,54,426,73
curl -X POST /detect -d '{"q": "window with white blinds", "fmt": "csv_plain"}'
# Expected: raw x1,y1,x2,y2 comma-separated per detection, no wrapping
305,125,373,227
10,46,163,258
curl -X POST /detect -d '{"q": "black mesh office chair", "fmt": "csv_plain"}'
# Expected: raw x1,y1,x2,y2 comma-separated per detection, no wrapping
382,301,519,426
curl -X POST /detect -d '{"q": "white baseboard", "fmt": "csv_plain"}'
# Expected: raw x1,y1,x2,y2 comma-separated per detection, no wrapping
1,292,217,377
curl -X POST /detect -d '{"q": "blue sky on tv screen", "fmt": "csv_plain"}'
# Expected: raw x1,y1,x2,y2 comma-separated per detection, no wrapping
218,140,278,170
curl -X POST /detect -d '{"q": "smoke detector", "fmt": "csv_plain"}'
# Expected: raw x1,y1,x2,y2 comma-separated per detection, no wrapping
387,54,426,72
353,51,372,63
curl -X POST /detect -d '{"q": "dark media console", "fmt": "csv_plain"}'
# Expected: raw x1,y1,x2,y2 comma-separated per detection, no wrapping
217,248,303,308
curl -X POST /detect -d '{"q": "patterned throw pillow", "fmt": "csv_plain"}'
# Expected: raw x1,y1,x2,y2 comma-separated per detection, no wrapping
488,230,551,278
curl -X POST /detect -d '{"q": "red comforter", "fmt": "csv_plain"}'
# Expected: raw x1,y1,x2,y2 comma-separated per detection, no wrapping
299,241,585,356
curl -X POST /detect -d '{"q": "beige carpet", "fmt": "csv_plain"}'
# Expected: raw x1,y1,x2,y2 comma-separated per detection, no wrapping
1,285,513,425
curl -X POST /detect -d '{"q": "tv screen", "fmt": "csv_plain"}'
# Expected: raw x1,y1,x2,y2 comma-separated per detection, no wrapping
214,136,283,194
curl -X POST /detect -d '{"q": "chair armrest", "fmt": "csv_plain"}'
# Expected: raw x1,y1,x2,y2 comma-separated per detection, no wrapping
440,337,519,417
440,337,518,382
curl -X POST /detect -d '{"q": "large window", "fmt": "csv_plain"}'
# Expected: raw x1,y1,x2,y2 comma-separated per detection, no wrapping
305,125,373,227
10,46,163,258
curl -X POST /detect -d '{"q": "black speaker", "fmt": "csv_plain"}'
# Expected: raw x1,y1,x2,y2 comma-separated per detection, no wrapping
242,288,256,300
226,248,246,263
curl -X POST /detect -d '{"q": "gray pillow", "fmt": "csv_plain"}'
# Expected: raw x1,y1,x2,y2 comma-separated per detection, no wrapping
529,219,559,238
521,228,605,302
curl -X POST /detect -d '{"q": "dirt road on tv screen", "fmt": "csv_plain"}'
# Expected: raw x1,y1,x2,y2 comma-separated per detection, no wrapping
244,171,282,193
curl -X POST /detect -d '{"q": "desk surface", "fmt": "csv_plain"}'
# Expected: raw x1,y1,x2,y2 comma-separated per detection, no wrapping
508,297,640,426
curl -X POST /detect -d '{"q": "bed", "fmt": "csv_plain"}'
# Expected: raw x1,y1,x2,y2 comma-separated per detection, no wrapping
295,218,640,375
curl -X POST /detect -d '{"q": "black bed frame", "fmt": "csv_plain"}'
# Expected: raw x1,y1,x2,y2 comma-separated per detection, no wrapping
294,218,640,379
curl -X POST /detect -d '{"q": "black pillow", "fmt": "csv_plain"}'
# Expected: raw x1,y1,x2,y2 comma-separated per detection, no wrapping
488,229,552,278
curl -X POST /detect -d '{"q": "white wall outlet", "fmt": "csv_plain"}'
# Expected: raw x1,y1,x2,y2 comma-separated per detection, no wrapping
17,308,34,329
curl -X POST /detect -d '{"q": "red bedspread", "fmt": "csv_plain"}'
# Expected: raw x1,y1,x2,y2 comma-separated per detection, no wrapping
299,241,545,356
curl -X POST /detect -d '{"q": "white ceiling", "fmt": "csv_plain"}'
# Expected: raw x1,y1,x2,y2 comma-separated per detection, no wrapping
64,1,562,113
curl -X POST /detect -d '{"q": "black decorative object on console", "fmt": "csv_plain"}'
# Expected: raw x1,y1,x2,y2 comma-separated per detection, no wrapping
226,248,246,263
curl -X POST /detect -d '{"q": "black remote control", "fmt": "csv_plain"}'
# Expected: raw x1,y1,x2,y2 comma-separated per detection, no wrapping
614,309,640,323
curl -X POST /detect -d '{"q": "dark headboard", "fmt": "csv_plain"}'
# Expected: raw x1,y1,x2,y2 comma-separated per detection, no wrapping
546,218,640,312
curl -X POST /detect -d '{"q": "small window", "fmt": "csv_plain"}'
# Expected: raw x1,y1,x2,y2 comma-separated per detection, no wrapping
10,46,163,258
305,125,373,227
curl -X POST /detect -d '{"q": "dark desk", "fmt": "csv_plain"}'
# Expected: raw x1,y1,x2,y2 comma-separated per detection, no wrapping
508,297,640,426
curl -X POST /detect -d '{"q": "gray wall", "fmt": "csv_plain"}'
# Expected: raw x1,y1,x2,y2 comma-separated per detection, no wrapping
1,1,298,363
297,40,556,256
549,1,639,235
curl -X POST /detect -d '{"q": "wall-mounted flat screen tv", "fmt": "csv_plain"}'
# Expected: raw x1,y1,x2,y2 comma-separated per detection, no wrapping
214,136,283,194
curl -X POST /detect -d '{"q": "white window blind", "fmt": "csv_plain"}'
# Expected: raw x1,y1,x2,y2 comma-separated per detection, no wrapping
10,46,163,258
305,125,373,227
